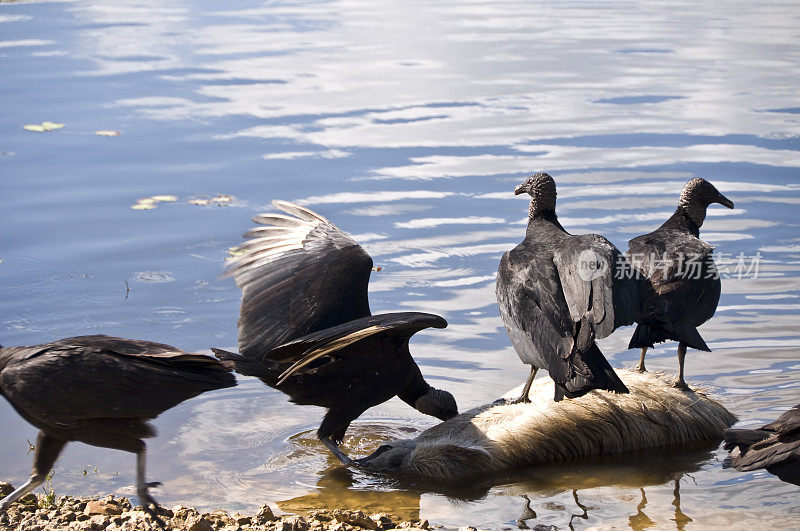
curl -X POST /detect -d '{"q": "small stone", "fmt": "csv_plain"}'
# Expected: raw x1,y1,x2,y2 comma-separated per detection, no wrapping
370,514,394,529
85,499,123,516
233,513,252,525
333,510,378,530
185,514,214,531
171,504,198,521
254,504,277,524
0,482,14,497
282,515,310,531
309,509,332,522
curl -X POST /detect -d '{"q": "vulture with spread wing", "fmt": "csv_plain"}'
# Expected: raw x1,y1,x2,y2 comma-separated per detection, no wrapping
213,201,457,465
0,335,235,526
496,172,641,403
627,178,734,389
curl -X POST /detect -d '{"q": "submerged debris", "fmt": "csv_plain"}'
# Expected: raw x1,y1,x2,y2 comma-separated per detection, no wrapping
0,486,446,531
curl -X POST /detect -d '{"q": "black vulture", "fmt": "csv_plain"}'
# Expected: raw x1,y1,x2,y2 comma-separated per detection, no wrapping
496,172,639,403
627,177,734,389
212,200,457,466
0,335,235,526
724,404,800,486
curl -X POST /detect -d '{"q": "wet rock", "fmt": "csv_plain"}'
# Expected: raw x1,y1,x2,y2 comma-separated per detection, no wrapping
282,514,310,531
333,510,378,530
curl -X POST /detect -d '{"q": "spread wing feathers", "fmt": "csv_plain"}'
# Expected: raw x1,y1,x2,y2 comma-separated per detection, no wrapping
728,434,800,472
0,337,235,428
762,404,800,435
552,234,640,338
627,230,715,285
225,200,373,358
496,250,574,383
271,312,447,385
725,405,800,472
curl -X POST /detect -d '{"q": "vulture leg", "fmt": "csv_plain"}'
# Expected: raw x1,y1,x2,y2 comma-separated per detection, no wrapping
509,367,537,405
635,347,648,372
673,342,690,390
0,432,65,511
136,448,167,529
320,436,355,466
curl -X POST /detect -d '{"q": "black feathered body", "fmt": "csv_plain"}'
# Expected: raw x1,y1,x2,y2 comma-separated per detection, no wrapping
0,335,235,453
724,404,800,486
215,312,446,442
497,213,635,400
627,209,721,351
217,202,457,447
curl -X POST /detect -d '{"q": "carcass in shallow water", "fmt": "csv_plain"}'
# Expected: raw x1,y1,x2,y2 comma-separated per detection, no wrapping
358,370,736,480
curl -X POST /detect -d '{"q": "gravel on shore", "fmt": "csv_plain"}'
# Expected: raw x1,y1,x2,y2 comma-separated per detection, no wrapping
0,482,446,531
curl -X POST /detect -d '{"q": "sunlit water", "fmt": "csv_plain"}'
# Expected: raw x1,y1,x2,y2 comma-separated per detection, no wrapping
1,0,799,528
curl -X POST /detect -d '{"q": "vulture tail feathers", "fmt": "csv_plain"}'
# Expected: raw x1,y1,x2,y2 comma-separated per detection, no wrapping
628,321,671,349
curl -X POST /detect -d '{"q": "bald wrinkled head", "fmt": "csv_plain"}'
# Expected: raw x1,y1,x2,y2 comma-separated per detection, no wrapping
515,172,557,218
678,178,734,227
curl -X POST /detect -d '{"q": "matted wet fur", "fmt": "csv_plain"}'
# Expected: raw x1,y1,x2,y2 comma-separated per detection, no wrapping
359,370,736,480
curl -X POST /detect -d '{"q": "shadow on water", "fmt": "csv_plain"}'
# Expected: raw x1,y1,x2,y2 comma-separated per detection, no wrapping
278,438,718,525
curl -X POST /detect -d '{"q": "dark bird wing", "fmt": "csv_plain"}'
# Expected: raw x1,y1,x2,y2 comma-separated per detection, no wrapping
552,234,641,338
496,248,575,383
627,229,715,286
0,335,235,430
725,404,800,472
224,201,373,359
269,312,447,384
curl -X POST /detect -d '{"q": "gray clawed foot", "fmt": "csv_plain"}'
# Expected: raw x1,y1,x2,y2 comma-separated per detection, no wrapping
137,485,167,529
634,365,647,373
672,381,691,391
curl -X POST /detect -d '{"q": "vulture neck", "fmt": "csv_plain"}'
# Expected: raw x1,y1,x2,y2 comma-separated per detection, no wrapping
527,207,566,234
661,206,702,237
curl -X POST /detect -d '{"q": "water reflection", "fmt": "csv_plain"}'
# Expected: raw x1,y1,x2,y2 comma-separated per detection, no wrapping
274,442,717,529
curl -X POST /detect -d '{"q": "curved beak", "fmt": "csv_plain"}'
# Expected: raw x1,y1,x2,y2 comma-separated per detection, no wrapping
514,183,527,195
717,193,734,209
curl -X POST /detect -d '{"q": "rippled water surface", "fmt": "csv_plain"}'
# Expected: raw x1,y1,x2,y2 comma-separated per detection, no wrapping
1,0,799,528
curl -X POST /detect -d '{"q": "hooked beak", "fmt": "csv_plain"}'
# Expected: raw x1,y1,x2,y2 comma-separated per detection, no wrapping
717,194,734,209
514,183,527,195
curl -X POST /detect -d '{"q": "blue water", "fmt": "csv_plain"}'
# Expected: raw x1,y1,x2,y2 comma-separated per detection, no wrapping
1,0,799,527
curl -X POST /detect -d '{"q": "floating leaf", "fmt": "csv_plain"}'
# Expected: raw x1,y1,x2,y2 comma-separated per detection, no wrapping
94,130,121,137
23,122,64,132
212,194,233,203
132,195,179,210
190,198,210,206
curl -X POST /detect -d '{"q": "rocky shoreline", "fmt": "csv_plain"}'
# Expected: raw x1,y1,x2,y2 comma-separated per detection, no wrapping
1,482,443,531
